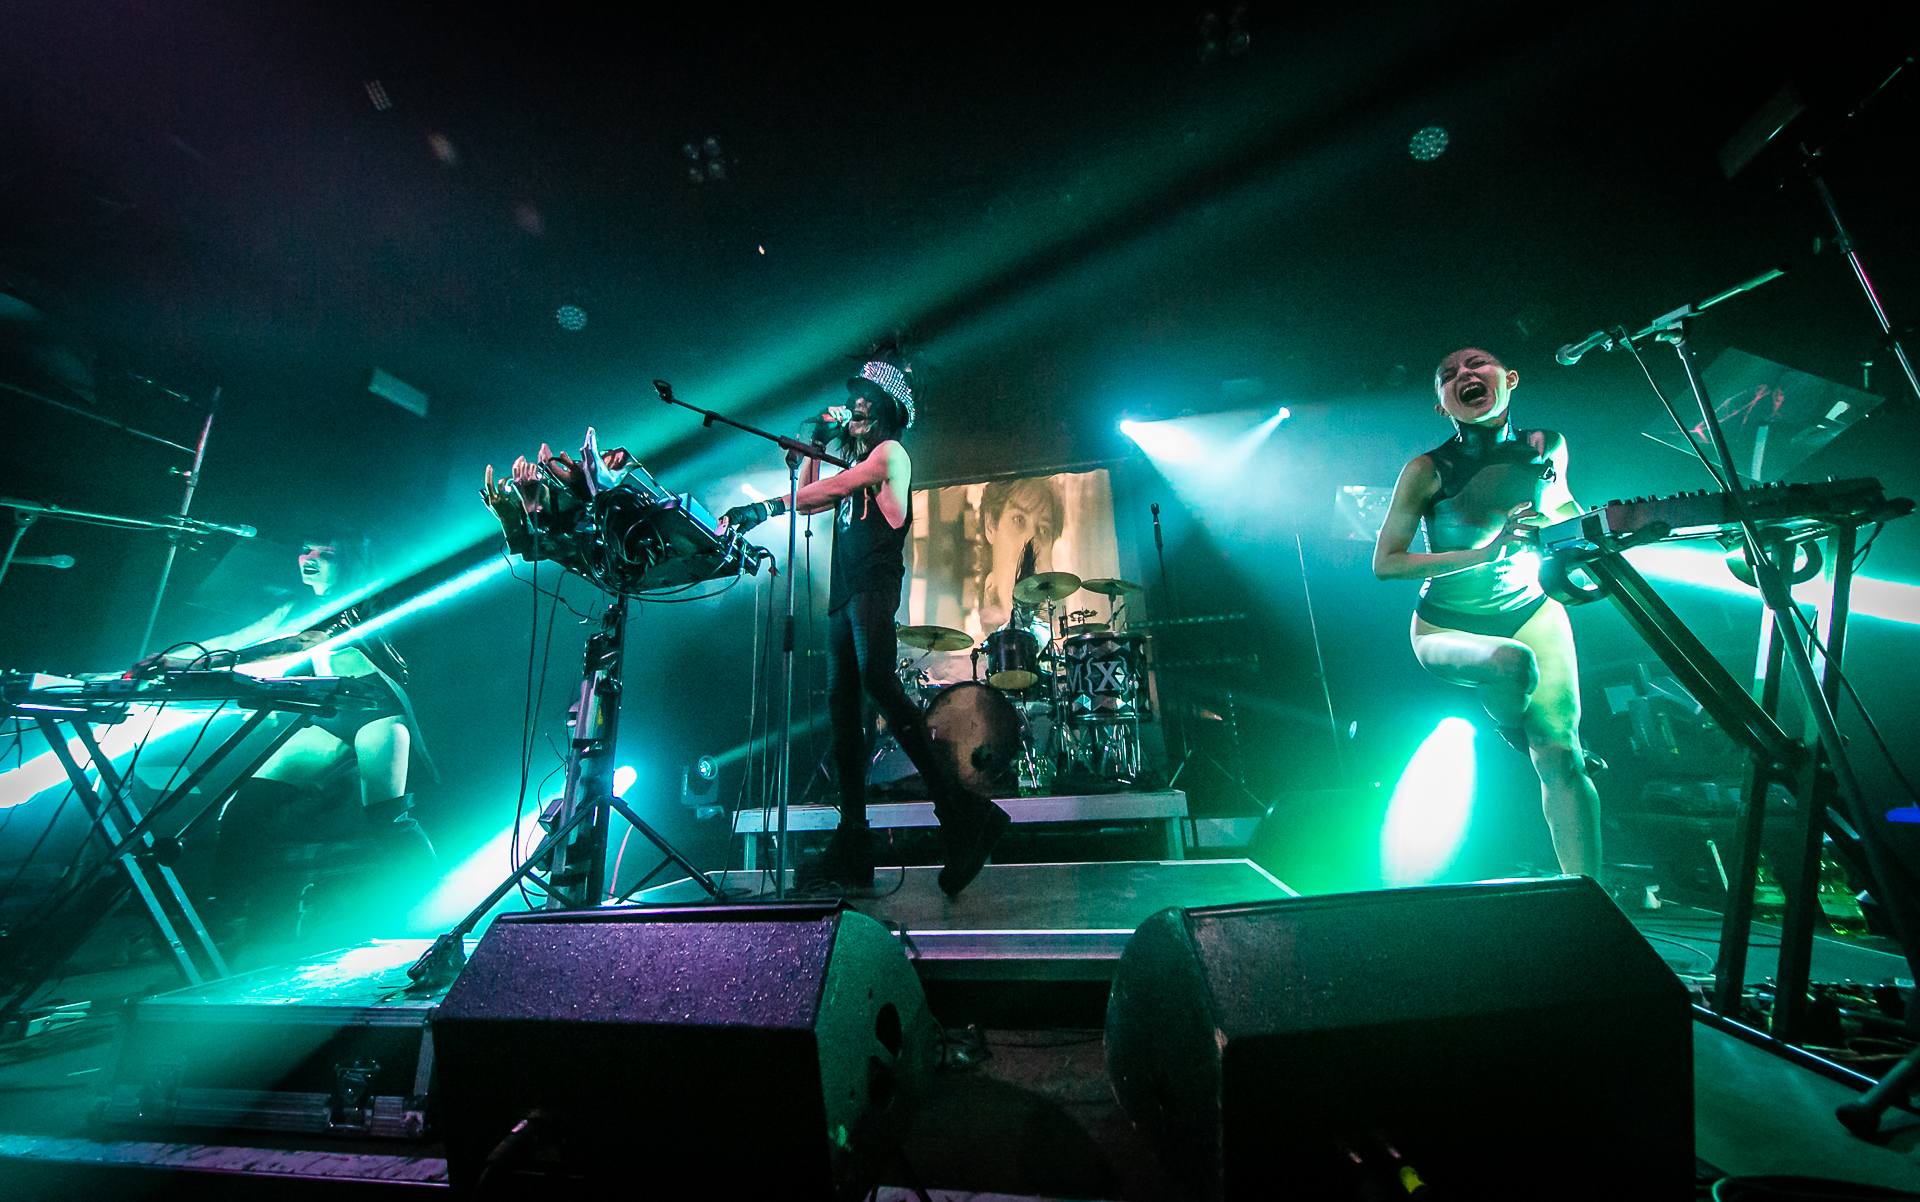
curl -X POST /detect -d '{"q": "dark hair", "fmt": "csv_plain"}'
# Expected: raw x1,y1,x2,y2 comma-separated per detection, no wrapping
833,381,908,456
981,477,1065,546
298,523,375,596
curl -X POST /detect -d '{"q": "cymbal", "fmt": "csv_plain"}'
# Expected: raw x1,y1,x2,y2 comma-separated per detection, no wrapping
1013,571,1082,605
1081,577,1142,596
896,624,973,652
1062,621,1110,637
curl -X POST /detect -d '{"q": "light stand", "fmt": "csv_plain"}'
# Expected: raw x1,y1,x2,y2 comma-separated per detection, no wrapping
652,381,849,899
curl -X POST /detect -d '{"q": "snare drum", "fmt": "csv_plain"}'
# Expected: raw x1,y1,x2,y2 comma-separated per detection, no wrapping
982,627,1039,691
1061,632,1149,722
925,681,1025,795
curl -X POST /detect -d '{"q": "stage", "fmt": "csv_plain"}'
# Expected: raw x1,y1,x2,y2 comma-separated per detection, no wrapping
0,859,1914,1199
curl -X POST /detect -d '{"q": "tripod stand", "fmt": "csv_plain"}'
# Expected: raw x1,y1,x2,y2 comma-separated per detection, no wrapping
408,595,720,987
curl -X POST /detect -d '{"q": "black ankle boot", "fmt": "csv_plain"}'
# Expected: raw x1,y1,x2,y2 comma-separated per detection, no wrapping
794,819,875,892
364,793,436,863
938,792,1010,898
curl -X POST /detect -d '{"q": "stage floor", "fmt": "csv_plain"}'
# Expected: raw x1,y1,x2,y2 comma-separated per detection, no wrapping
642,857,1296,980
3,876,1918,1199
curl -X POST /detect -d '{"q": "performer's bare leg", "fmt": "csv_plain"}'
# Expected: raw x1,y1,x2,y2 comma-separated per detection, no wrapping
353,716,410,805
1411,599,1600,877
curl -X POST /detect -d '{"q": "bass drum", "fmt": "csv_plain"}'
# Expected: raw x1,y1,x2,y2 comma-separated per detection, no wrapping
925,681,1025,796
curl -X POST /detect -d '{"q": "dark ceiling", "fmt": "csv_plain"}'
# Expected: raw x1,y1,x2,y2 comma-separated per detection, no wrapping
2,0,1917,666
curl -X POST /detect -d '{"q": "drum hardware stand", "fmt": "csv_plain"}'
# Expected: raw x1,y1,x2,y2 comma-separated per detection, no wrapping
651,381,848,899
407,595,722,989
1561,274,1920,1046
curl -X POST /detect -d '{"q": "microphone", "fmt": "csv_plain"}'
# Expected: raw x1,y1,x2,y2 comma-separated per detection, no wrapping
1151,502,1164,552
653,380,675,402
1556,329,1615,366
14,554,74,568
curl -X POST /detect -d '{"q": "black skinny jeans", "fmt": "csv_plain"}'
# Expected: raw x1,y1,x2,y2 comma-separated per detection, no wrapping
827,591,964,825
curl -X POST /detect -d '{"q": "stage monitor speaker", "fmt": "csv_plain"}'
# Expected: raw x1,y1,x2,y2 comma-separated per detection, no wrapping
433,902,939,1200
1105,876,1693,1201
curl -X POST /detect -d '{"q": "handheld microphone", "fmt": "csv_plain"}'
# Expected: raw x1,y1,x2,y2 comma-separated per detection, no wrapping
653,380,675,402
1555,329,1615,366
1151,503,1164,551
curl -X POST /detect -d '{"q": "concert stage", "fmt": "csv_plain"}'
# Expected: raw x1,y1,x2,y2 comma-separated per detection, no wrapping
0,864,1915,1199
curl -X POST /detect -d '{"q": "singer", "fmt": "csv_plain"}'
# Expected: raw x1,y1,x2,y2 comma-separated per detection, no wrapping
1371,347,1602,878
722,359,1011,896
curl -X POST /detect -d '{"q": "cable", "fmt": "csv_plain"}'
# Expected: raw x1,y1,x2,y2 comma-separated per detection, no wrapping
1853,521,1885,572
511,537,565,909
715,565,774,895
1783,602,1920,806
501,546,594,619
150,702,228,809
1638,933,1718,972
1619,335,1733,492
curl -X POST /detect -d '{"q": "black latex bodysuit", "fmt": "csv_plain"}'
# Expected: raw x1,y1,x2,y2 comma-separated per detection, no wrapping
1418,420,1557,617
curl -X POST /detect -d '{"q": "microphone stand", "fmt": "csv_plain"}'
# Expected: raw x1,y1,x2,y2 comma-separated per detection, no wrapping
0,494,255,591
655,381,850,899
1149,503,1185,767
138,387,220,658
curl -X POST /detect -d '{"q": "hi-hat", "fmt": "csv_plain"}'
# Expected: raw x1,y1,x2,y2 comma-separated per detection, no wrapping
896,624,973,652
1013,571,1081,605
1081,577,1142,596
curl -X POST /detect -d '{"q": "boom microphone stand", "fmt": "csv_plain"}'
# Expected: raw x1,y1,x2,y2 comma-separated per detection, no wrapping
653,381,849,898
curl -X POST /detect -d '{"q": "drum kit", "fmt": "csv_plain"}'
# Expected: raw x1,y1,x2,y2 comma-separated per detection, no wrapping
894,573,1152,795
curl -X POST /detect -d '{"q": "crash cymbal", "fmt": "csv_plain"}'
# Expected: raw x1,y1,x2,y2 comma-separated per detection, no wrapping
1080,577,1142,596
1012,571,1082,605
895,624,973,652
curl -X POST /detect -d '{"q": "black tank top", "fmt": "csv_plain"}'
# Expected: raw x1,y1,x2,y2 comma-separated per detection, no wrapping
829,481,912,613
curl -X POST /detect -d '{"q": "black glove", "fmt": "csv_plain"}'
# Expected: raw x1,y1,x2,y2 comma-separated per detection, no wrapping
806,416,836,447
722,498,784,531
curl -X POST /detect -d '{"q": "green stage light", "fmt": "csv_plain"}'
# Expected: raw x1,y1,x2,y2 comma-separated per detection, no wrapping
307,558,512,660
406,808,545,933
1381,716,1477,886
1625,544,1920,627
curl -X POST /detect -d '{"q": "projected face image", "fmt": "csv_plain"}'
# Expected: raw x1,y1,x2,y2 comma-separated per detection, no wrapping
981,478,1065,629
298,543,340,596
1434,347,1517,426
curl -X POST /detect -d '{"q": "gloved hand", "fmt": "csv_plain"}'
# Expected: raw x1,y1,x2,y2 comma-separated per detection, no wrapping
808,405,851,446
722,498,785,532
